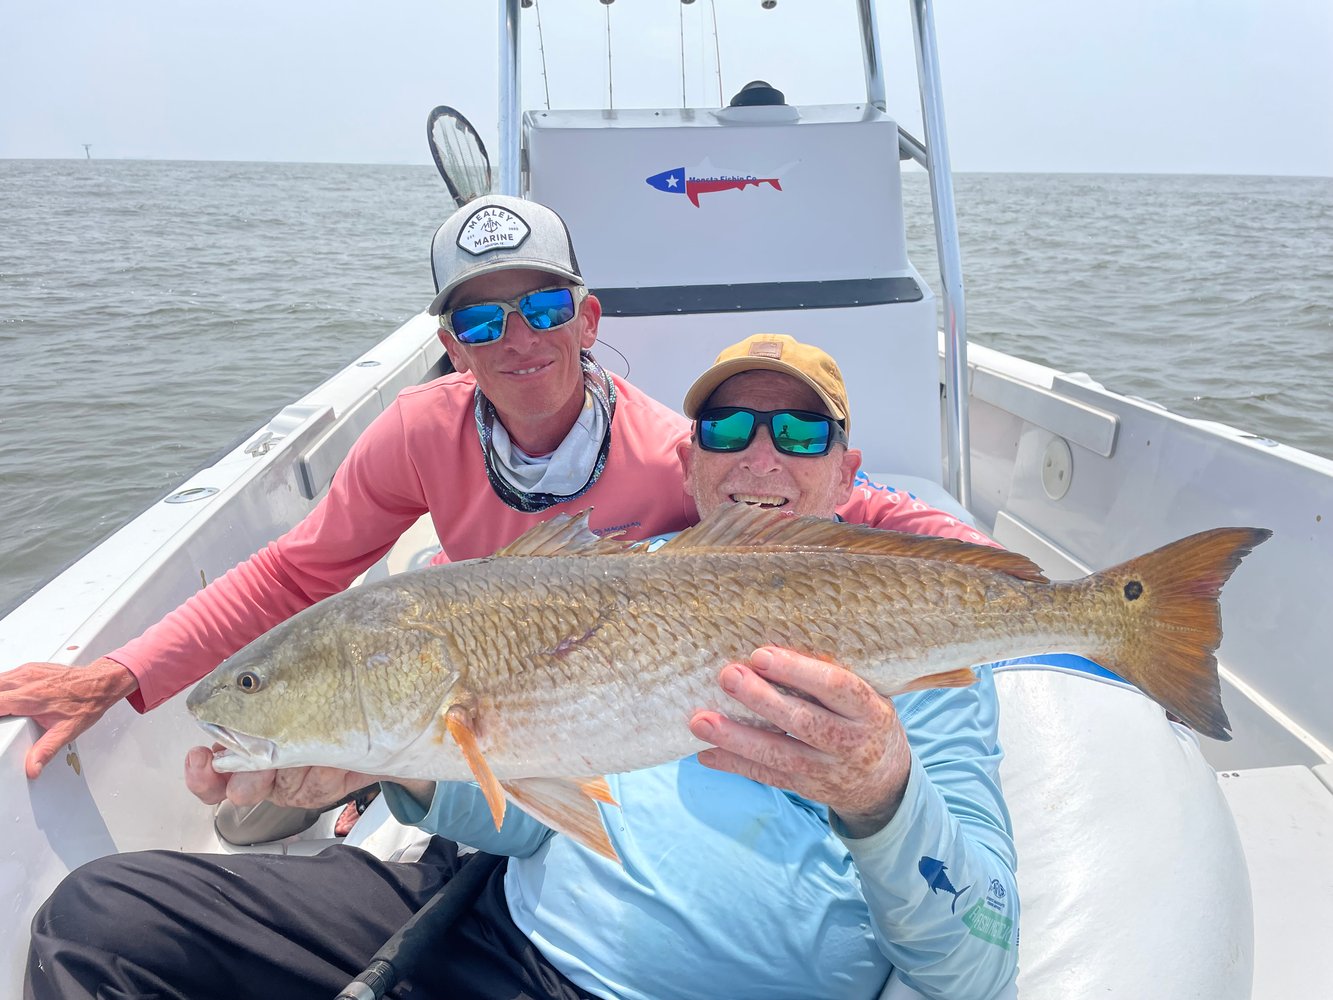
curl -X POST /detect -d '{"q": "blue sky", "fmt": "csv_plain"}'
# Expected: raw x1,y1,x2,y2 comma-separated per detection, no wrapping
2,0,1329,175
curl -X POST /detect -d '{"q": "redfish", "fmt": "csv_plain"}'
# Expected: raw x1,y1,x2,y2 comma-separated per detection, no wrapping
187,504,1268,861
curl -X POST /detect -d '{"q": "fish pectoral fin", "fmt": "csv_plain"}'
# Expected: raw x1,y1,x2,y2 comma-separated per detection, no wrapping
444,706,507,831
501,777,621,864
883,667,978,696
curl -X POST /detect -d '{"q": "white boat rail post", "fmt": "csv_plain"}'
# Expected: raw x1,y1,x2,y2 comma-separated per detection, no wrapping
499,0,522,196
853,0,931,171
906,0,972,507
856,0,887,111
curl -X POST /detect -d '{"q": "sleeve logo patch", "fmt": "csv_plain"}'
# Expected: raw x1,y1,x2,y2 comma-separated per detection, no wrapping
962,899,1014,949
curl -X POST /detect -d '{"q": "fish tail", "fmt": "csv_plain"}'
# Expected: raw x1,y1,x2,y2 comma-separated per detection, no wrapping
1085,527,1271,741
952,884,972,914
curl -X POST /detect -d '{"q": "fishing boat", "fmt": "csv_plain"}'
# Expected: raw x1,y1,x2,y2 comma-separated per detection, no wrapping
3,2,1330,997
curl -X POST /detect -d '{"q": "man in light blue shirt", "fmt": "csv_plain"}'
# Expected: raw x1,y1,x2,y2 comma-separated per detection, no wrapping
379,334,1020,999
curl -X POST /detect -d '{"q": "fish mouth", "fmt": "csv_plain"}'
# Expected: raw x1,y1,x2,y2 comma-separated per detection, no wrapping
730,492,790,509
197,723,278,769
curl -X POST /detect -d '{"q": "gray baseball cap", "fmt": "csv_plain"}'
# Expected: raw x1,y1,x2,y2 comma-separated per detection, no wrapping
427,195,584,315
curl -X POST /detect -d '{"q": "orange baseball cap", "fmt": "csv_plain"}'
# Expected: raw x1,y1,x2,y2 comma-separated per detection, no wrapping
682,334,851,436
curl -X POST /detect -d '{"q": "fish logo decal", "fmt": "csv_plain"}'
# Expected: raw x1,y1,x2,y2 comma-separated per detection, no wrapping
919,856,971,914
646,166,782,207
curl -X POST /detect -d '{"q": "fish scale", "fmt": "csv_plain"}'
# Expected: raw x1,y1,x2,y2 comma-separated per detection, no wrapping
311,555,1053,773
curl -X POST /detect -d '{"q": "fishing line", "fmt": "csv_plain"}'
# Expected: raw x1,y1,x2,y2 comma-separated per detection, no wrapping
709,0,722,105
595,337,631,381
679,1,687,108
534,0,551,110
604,2,615,110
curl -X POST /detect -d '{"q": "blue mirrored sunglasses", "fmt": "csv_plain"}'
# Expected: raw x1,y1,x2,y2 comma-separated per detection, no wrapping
441,285,588,346
696,407,847,457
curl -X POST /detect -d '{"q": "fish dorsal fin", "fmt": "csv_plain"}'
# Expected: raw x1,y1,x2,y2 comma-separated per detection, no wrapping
657,504,1049,583
492,510,633,558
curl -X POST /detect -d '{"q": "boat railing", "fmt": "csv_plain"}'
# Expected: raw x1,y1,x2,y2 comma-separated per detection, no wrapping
904,0,971,508
861,0,976,504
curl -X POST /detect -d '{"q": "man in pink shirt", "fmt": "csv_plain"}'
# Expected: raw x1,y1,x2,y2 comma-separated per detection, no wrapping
0,195,696,802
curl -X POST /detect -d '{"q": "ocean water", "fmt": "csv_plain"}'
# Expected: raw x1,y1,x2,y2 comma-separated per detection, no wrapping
1,161,1330,615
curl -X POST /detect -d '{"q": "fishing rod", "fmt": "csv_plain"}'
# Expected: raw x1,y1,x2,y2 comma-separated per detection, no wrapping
333,851,505,1000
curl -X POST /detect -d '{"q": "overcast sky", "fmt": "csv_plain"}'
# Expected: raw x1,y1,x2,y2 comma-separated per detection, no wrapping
2,0,1329,176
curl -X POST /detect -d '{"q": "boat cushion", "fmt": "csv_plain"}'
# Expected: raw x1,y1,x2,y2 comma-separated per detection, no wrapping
993,666,1253,999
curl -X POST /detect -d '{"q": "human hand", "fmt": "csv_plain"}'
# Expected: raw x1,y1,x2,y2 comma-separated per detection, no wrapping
0,657,139,779
689,646,912,838
182,745,384,809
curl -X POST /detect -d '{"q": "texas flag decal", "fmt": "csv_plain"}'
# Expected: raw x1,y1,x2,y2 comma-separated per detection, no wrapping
646,166,782,207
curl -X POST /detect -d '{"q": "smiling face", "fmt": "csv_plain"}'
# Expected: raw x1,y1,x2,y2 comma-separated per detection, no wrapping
439,267,601,455
680,370,862,519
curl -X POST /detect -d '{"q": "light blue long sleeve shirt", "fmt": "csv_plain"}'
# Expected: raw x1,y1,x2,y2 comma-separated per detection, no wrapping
381,663,1019,1000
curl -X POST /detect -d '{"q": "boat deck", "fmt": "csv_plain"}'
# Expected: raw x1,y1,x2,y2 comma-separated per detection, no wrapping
1220,764,1333,997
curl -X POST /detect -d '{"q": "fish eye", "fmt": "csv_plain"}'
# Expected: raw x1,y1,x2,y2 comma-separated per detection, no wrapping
237,671,263,693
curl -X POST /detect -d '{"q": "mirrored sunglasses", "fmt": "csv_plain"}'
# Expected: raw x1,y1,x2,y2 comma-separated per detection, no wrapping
441,285,587,346
695,407,847,457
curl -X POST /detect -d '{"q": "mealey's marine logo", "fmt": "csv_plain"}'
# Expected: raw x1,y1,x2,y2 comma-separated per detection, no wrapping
646,166,782,207
457,206,530,256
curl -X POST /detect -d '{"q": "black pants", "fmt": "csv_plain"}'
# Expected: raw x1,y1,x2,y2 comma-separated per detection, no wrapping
26,839,598,1000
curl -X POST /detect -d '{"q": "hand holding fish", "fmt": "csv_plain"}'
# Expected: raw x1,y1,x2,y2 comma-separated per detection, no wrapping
689,646,912,839
183,745,398,810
